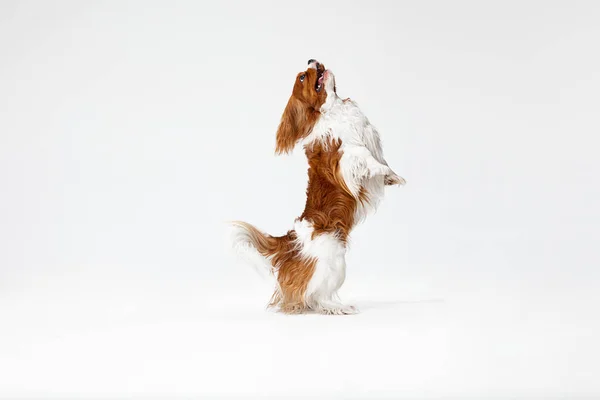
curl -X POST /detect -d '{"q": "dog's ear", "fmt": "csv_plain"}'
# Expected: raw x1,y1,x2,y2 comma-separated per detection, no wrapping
275,97,304,155
275,96,319,155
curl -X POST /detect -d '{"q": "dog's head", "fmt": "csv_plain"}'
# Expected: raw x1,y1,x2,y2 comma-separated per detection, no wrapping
275,59,337,154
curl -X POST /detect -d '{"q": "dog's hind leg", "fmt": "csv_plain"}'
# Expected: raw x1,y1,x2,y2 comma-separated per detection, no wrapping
302,233,358,315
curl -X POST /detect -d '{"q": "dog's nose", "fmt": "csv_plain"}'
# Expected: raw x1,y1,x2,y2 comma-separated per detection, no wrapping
307,59,320,70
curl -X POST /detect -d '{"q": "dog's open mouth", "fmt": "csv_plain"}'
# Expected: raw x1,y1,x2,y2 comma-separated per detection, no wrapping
315,65,325,92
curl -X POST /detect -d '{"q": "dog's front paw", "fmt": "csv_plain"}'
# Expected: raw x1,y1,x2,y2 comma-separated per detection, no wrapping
368,165,392,179
385,173,406,186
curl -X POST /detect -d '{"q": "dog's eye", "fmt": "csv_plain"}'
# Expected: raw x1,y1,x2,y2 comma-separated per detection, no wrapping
299,74,305,82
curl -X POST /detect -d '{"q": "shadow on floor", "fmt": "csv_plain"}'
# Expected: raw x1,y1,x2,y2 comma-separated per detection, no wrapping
354,298,446,312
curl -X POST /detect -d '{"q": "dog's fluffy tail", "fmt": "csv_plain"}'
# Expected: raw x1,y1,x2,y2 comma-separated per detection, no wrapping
229,221,285,277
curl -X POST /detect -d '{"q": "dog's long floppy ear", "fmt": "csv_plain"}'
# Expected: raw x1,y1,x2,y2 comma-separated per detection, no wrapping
275,97,308,155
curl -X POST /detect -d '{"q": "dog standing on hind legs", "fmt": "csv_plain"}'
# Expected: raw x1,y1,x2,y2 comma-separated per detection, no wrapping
231,59,405,315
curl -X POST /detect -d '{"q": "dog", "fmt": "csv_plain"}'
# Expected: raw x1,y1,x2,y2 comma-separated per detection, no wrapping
231,59,405,314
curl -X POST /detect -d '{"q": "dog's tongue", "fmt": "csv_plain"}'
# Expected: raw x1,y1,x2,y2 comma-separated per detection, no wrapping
318,75,324,85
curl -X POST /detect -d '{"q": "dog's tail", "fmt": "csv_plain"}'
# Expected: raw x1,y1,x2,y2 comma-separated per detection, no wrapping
229,221,290,277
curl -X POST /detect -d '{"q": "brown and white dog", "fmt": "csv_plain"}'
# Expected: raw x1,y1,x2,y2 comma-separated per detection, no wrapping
231,60,405,314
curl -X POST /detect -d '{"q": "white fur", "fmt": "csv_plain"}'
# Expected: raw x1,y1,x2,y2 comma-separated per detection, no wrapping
229,223,274,280
293,220,357,315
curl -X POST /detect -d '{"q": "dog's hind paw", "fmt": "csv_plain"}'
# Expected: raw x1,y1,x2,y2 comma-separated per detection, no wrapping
318,304,359,315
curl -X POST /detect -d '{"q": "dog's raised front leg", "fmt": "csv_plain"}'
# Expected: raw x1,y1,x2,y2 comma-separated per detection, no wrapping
349,146,394,179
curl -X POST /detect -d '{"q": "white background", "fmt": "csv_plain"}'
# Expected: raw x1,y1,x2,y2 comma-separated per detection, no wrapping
1,1,599,399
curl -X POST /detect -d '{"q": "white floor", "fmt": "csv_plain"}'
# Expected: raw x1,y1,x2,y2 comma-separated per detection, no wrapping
1,264,598,400
2,2,600,399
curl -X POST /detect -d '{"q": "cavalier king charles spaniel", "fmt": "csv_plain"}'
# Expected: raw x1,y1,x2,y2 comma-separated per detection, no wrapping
231,59,405,315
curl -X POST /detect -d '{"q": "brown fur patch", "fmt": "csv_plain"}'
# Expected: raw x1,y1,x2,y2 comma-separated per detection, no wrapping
232,222,316,313
266,230,316,313
300,138,358,244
